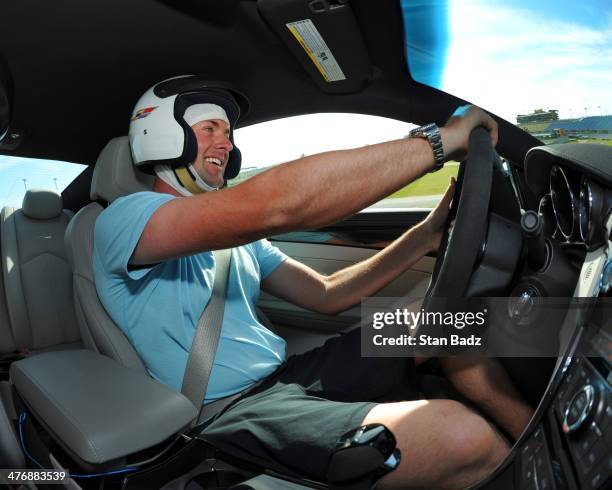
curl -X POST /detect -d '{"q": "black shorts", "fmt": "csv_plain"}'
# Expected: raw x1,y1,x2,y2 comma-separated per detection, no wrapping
202,326,417,481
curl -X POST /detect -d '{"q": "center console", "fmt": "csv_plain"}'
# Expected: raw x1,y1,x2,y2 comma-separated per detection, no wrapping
480,315,612,490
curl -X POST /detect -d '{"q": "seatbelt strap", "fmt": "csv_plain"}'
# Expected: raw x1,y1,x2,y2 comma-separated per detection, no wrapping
181,248,232,420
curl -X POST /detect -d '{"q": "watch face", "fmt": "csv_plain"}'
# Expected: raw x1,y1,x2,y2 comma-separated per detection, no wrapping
411,123,438,138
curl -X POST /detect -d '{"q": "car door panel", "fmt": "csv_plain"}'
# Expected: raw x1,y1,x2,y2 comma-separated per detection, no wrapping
259,240,433,354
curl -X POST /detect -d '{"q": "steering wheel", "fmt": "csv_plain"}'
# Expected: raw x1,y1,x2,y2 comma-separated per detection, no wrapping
421,127,495,317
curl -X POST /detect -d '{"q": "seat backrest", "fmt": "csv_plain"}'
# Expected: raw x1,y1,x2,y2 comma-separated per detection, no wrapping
89,136,155,203
65,136,153,372
0,189,79,353
65,203,147,372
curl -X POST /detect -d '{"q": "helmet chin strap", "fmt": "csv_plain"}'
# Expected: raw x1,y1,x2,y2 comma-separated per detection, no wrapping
187,164,223,192
154,164,222,195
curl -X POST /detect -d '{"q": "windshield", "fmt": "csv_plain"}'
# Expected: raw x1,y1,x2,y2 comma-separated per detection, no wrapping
0,156,86,208
401,0,611,146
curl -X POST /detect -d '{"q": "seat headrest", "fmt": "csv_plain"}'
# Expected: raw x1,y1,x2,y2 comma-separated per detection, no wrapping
22,189,62,219
91,136,155,203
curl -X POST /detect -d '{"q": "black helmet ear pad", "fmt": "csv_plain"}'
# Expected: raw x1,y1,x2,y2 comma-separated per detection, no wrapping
225,146,241,180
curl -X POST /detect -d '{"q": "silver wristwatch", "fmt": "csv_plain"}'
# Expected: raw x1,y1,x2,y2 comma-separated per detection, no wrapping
409,123,445,172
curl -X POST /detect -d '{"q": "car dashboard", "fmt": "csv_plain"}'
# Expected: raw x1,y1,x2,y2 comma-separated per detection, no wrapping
479,143,612,490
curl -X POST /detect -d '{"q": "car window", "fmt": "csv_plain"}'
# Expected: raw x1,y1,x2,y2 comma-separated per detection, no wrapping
233,113,458,211
0,156,86,208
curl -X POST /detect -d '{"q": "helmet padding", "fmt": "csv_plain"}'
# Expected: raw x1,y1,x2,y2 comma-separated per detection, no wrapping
183,103,229,127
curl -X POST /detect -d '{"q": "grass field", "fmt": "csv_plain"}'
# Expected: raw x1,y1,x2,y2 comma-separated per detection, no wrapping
388,163,459,199
567,138,612,146
236,137,609,199
387,137,610,200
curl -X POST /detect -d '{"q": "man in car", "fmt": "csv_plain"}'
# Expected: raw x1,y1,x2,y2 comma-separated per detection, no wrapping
94,77,533,489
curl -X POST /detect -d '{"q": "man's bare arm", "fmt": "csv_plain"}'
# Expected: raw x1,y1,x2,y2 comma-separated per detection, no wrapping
261,180,455,315
132,106,497,265
260,228,429,315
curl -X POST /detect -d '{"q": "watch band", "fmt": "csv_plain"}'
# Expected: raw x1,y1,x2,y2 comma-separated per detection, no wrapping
409,123,445,172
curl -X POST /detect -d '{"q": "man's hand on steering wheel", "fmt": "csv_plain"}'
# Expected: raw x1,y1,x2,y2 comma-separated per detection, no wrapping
419,178,456,254
440,105,499,162
417,105,498,256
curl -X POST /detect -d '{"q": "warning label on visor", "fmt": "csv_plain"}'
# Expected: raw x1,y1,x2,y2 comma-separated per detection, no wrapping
286,19,347,82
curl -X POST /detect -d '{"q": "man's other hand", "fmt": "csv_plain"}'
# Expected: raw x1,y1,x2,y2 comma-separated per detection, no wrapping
440,105,498,162
418,178,456,253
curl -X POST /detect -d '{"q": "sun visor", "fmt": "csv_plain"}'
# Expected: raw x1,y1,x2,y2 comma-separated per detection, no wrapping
0,50,14,144
524,144,612,199
258,0,375,94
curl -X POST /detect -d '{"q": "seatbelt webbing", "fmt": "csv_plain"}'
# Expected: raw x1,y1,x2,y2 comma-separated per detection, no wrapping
181,248,232,418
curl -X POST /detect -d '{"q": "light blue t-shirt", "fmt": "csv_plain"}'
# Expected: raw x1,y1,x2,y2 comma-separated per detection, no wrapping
93,191,288,403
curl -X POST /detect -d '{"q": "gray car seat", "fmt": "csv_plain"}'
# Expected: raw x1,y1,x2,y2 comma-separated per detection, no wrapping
1,189,81,467
65,137,153,372
1,189,80,355
3,141,197,473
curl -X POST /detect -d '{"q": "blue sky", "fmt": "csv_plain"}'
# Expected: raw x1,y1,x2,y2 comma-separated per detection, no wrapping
507,0,610,29
403,0,611,122
442,0,611,121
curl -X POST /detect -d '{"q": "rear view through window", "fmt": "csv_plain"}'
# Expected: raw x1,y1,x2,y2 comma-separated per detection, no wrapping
0,156,86,208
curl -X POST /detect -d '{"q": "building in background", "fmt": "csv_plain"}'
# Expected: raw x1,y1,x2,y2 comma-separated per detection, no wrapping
517,109,559,125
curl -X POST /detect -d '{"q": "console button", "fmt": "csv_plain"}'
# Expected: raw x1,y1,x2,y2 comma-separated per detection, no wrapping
578,437,592,456
600,404,612,431
582,440,607,474
575,391,588,411
535,455,552,489
585,456,610,490
591,421,603,438
564,385,597,434
582,454,595,474
521,441,534,459
589,470,602,489
522,463,537,490
577,424,600,456
533,427,546,449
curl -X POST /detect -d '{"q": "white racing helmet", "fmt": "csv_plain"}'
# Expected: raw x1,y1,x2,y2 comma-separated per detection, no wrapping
128,75,249,180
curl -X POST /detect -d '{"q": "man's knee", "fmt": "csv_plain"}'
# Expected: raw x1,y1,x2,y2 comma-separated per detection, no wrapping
363,399,509,488
443,402,509,473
